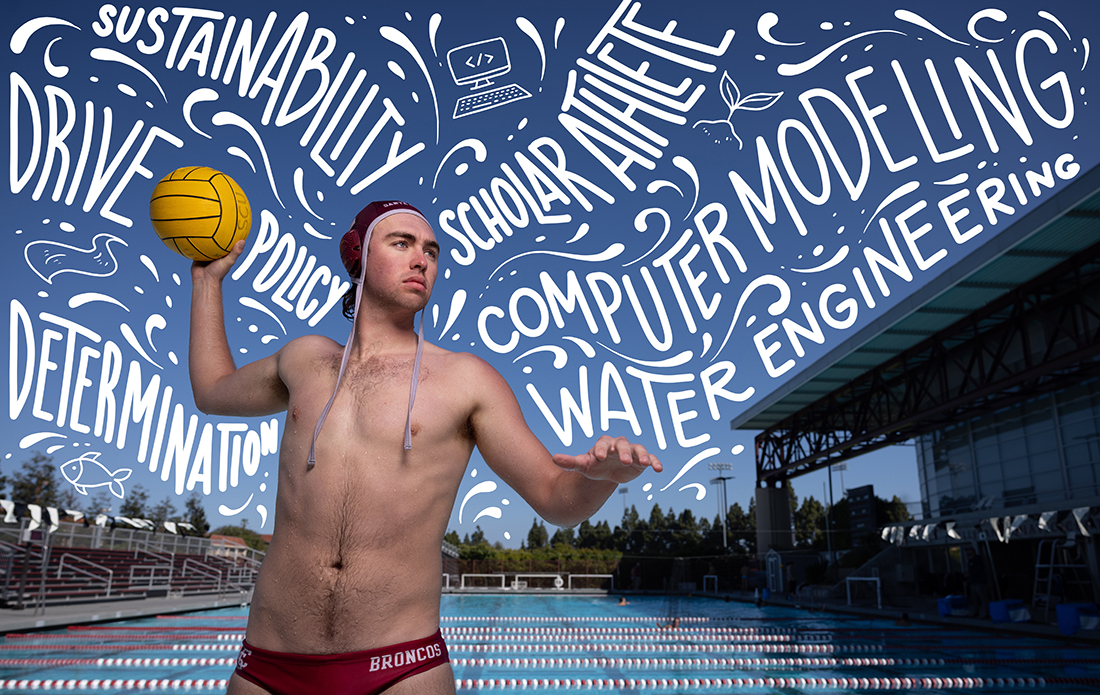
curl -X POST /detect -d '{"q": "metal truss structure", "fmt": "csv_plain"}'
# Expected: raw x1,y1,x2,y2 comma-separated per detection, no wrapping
756,238,1100,485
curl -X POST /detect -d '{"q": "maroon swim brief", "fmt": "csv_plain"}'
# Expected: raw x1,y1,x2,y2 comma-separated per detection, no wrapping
233,629,449,695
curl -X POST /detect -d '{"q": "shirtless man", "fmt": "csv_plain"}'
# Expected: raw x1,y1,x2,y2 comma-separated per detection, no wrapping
189,201,662,694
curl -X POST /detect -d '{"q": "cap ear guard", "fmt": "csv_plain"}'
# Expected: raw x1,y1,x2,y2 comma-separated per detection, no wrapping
309,201,429,467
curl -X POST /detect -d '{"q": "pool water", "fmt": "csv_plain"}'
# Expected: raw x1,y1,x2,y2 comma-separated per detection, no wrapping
0,594,1098,692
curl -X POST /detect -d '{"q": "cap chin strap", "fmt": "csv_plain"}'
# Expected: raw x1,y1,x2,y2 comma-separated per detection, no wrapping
307,234,425,468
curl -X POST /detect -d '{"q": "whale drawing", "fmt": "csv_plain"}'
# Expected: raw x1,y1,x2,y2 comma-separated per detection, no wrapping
60,452,132,499
24,233,127,284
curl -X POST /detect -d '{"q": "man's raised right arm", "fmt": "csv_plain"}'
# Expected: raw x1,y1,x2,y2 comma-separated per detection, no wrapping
189,240,289,417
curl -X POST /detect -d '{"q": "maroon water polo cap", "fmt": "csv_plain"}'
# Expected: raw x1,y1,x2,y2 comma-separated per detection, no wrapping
339,200,429,280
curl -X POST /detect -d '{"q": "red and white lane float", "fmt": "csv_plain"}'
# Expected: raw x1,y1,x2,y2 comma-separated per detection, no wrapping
0,679,230,690
444,676,1100,690
4,674,1100,690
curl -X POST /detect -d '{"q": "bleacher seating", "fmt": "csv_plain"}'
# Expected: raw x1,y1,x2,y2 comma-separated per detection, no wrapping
0,523,261,609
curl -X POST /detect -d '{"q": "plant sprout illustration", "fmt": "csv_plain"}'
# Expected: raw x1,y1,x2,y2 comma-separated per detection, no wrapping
693,71,783,149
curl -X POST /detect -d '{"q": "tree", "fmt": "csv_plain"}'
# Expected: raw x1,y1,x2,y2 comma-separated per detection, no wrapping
646,503,668,554
9,452,58,507
57,487,82,511
150,495,179,525
459,526,493,561
674,508,701,554
119,484,149,518
550,527,574,548
727,501,754,554
578,520,612,549
613,505,642,553
830,496,852,549
89,491,115,516
444,530,461,546
594,520,613,549
795,496,827,548
527,519,548,549
210,524,268,551
879,495,912,523
184,492,210,534
469,526,486,545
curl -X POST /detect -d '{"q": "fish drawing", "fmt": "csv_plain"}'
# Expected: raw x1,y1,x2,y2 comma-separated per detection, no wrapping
24,233,128,284
60,452,132,499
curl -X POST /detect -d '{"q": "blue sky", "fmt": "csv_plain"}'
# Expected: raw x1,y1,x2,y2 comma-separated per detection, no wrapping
3,0,1097,545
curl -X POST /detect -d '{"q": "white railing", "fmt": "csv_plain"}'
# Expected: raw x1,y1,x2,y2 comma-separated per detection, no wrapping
568,574,614,591
129,564,174,588
454,573,614,591
57,553,113,596
703,574,718,593
181,558,224,595
134,544,174,565
224,564,257,591
1,518,235,557
207,539,266,567
515,573,565,589
460,573,508,589
0,544,23,600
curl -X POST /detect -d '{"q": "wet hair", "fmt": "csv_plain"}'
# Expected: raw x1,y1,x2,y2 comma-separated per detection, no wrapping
342,285,356,321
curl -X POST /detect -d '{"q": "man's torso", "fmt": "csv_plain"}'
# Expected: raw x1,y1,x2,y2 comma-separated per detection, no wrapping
245,335,477,654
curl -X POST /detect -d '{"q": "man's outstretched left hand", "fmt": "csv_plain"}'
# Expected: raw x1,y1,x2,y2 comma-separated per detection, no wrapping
551,436,662,484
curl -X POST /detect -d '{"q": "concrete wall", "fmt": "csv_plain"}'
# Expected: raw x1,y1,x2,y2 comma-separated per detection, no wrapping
756,484,794,557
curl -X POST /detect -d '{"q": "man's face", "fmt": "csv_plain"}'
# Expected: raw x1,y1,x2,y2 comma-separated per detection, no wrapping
361,213,439,311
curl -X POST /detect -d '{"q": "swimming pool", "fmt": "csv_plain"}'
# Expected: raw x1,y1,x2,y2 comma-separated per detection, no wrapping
0,594,1098,692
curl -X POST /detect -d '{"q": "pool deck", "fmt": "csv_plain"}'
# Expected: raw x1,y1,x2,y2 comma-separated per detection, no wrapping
0,590,252,633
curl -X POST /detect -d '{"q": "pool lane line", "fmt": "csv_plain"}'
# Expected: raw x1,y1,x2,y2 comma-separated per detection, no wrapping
68,626,247,632
441,615,942,623
440,615,717,622
4,676,1100,690
449,676,1100,690
0,643,240,652
3,654,1099,670
444,633,793,643
5,639,1087,658
4,633,244,642
441,626,795,635
449,655,1100,668
0,678,228,690
0,656,236,667
153,615,246,620
446,642,1099,655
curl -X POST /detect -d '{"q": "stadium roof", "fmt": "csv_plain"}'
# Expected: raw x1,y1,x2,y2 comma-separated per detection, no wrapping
731,163,1100,432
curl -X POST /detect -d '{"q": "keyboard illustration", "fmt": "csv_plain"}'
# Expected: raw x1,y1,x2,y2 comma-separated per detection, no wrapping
454,83,532,118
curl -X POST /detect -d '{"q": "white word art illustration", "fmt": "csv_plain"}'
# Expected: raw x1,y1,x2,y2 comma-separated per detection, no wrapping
24,234,128,284
693,71,783,149
449,37,532,118
60,452,132,499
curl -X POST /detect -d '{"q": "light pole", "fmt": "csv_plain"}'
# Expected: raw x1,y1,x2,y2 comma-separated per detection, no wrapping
827,464,837,583
619,486,629,516
708,462,734,549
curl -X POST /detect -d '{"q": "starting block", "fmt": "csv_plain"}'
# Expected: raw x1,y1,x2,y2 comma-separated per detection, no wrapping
1057,603,1100,636
989,599,1030,623
937,595,968,617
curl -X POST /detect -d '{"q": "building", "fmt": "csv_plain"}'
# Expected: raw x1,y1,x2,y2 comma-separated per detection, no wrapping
733,164,1100,610
847,485,876,538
